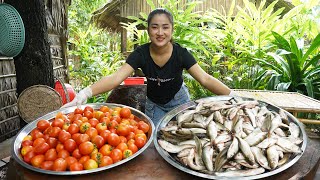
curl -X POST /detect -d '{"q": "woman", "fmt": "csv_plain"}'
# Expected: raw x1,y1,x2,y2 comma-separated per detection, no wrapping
62,8,234,125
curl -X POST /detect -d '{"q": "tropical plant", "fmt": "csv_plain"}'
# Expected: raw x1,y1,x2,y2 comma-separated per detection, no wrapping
68,0,125,102
253,32,320,99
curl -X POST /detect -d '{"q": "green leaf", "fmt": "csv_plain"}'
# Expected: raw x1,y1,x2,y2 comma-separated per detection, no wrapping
301,33,320,63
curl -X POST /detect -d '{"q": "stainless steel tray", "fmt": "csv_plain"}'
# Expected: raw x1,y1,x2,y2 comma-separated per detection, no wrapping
12,103,155,175
153,96,307,179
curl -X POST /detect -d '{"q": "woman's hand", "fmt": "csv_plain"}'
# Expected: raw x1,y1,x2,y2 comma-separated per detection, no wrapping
61,87,92,108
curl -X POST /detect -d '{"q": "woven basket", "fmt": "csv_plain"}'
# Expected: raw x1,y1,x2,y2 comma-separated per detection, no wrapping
17,85,62,123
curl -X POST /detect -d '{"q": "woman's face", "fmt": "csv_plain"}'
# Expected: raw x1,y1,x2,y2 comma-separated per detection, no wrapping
148,14,173,48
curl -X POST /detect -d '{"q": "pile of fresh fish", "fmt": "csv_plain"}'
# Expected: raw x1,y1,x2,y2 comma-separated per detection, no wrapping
157,97,304,177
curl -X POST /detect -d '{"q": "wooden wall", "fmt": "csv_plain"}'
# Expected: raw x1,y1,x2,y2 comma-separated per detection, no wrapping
0,57,20,142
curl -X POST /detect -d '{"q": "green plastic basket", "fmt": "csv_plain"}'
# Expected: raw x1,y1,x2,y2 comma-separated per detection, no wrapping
0,3,25,57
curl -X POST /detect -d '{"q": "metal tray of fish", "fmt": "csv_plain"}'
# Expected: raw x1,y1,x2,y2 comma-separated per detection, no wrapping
12,103,155,175
154,96,307,179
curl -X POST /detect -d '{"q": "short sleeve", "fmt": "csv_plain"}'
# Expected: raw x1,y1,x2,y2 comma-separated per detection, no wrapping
126,47,145,70
180,47,197,70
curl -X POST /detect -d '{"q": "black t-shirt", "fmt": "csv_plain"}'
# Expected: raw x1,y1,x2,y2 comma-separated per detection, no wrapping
126,43,197,104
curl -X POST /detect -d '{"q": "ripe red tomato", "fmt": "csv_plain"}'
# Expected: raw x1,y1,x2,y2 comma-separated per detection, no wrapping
24,150,36,163
40,160,54,170
107,133,120,147
135,136,146,149
37,120,50,132
119,136,127,143
99,129,111,142
120,107,131,118
64,139,77,153
85,127,98,139
91,135,105,149
44,148,58,161
72,114,83,122
110,148,122,163
78,155,90,165
126,132,135,141
99,156,113,167
34,142,50,155
69,162,83,171
52,158,67,171
100,117,110,124
116,124,130,137
84,106,94,113
83,111,93,119
47,126,61,138
75,134,90,145
99,106,110,113
127,143,138,154
88,118,99,128
79,141,94,155
31,154,45,168
33,138,45,147
74,107,84,115
52,118,64,128
56,143,64,152
58,130,71,143
107,120,118,130
138,121,150,133
21,140,33,147
99,144,113,156
46,137,58,148
116,142,128,152
72,148,82,159
68,123,79,134
65,156,78,169
57,149,70,159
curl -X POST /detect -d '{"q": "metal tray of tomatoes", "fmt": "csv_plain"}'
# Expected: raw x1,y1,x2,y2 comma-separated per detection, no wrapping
12,103,155,175
153,96,307,179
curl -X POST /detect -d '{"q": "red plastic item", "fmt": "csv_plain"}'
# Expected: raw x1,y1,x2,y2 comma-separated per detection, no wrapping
54,81,76,104
123,77,145,85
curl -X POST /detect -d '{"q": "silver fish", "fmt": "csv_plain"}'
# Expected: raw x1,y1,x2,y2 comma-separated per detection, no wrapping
177,148,192,158
227,137,239,159
187,148,206,171
158,139,194,153
177,110,196,127
251,146,270,169
244,108,257,127
289,122,300,138
215,167,265,177
267,145,279,169
207,120,218,143
276,137,302,154
202,145,214,172
236,135,255,164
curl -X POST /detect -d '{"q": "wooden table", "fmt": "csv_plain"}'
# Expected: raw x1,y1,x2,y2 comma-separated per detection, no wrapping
5,138,320,180
233,89,320,124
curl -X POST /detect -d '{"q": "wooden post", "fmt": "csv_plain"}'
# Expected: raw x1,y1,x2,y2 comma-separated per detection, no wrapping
121,28,127,53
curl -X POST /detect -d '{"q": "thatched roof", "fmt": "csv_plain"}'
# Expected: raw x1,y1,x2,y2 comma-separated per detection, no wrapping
91,0,294,32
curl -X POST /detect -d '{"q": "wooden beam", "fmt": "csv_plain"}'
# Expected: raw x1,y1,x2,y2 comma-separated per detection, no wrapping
121,28,127,53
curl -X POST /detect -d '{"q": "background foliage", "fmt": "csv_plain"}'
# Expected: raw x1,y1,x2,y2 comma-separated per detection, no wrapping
68,0,320,103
